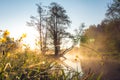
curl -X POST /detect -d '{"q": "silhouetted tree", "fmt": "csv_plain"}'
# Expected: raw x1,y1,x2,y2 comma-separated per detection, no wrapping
27,3,48,53
106,0,120,20
47,2,71,56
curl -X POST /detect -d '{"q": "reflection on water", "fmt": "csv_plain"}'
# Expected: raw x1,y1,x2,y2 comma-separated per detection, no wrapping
60,53,83,74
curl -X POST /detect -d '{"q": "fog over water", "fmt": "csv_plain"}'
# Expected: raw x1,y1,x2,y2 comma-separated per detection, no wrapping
60,52,83,74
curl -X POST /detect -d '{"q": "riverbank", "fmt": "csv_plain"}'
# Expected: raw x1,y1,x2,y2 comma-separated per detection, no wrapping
80,56,120,80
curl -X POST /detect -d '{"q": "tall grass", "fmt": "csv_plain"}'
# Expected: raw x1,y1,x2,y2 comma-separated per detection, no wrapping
0,50,102,80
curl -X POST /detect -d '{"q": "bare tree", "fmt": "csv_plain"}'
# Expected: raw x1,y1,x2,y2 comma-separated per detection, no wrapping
27,3,47,53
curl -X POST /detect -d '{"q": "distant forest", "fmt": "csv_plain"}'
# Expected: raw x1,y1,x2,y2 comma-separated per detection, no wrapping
80,0,120,56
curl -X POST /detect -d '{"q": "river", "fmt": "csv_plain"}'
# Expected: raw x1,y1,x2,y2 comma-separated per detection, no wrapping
60,53,83,75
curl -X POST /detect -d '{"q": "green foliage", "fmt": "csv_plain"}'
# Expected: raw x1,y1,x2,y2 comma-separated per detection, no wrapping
0,28,103,79
47,2,71,55
80,1,120,56
80,35,88,43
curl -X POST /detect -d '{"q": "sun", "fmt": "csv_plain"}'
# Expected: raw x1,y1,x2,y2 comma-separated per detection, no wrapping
20,26,39,50
22,35,37,50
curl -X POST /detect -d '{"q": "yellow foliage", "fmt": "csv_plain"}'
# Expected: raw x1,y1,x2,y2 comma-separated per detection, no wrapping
22,33,27,38
7,52,11,57
1,37,6,42
3,30,10,37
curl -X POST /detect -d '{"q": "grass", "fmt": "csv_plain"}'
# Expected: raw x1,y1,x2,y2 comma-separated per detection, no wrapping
0,49,102,80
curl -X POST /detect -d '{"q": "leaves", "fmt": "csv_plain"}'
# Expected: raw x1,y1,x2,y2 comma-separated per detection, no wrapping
3,30,10,38
106,0,120,20
21,33,27,38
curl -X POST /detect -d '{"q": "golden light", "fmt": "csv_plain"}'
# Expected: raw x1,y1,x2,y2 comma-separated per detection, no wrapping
42,61,45,64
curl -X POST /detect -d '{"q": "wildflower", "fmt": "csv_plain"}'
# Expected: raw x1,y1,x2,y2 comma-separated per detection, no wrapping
22,33,27,38
3,30,10,37
1,37,6,42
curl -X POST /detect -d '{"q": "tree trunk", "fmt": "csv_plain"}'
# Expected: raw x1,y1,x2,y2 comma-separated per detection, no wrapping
55,15,60,56
39,5,43,53
54,38,60,56
54,35,58,56
55,46,59,56
43,27,48,54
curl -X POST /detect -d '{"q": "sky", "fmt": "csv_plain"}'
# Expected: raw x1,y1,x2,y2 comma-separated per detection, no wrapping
0,0,112,49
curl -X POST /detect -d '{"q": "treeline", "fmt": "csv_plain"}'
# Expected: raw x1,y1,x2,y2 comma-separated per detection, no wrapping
81,0,120,56
81,19,120,55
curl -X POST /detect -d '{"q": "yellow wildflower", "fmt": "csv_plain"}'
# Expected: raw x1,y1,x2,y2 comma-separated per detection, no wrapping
22,33,27,38
1,37,6,42
3,30,10,37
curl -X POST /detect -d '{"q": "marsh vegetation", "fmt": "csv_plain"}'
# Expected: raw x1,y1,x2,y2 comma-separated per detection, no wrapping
0,0,120,80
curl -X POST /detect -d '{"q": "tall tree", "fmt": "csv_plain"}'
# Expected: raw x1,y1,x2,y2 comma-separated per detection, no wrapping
47,2,71,56
27,3,47,53
106,0,120,20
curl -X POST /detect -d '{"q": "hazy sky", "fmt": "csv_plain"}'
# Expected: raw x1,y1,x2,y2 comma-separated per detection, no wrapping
0,0,112,48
